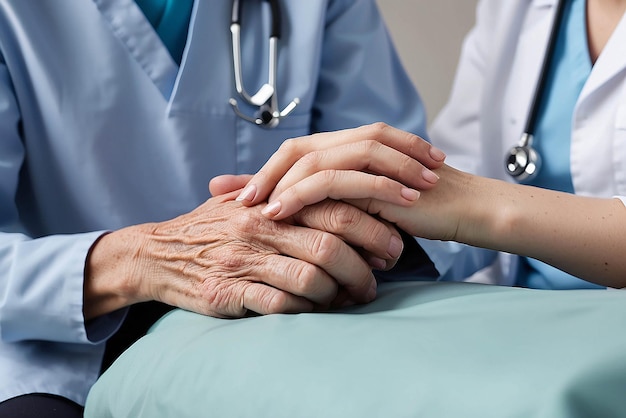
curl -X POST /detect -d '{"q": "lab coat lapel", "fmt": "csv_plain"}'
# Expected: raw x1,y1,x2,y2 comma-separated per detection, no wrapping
92,0,179,99
508,0,559,135
481,0,557,180
578,13,626,105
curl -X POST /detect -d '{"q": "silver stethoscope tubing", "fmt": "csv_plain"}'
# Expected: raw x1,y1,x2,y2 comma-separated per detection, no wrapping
229,0,300,128
504,0,567,181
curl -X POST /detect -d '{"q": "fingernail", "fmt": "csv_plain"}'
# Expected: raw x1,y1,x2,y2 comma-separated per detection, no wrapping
429,146,446,161
366,280,377,302
236,184,257,202
261,200,282,217
369,257,387,270
422,169,439,184
388,235,404,258
401,187,420,201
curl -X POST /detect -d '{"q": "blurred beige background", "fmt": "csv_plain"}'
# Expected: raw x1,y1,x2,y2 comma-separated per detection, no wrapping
376,1,479,124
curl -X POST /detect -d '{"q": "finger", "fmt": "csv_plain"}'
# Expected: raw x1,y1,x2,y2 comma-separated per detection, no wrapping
241,282,315,316
237,123,445,206
357,229,401,272
254,252,340,306
228,218,368,306
347,248,398,272
186,251,337,316
289,200,404,268
261,170,419,220
209,174,253,196
268,141,437,202
191,279,316,318
342,197,416,238
272,220,377,304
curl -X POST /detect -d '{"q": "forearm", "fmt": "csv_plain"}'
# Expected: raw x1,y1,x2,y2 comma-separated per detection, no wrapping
461,176,626,288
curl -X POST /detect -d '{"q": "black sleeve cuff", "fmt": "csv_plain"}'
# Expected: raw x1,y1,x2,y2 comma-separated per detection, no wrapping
375,228,439,281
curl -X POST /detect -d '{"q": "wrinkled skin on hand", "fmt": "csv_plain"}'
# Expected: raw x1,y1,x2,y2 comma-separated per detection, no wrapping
126,191,390,318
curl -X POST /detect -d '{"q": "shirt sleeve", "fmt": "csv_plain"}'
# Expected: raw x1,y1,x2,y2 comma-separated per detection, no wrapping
311,0,428,139
0,56,125,345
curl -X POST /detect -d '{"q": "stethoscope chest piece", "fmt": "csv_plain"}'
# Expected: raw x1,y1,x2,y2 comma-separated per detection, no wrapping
505,138,541,182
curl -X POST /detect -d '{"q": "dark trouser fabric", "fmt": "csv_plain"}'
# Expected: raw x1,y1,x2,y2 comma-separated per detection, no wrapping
0,393,83,418
101,300,174,373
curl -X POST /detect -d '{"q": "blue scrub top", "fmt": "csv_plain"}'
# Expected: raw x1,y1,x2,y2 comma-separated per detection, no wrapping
0,0,428,406
516,0,603,289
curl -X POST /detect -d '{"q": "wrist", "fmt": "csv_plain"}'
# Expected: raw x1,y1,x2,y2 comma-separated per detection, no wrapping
468,177,521,251
83,226,150,320
453,174,506,249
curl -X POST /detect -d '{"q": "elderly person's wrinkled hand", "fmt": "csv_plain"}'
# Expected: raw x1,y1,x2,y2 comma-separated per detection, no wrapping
83,188,405,319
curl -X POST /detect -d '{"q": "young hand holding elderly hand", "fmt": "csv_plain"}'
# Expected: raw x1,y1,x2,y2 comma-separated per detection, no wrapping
86,124,446,322
226,122,626,289
230,123,445,211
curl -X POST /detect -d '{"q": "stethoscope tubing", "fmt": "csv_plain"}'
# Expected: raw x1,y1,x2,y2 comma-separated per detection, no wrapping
521,0,568,143
231,0,281,39
229,0,299,128
505,0,567,181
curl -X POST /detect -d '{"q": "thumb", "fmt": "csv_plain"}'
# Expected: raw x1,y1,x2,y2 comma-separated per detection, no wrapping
209,174,253,196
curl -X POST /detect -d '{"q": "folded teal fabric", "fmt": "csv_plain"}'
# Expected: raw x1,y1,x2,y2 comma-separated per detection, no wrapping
85,282,626,418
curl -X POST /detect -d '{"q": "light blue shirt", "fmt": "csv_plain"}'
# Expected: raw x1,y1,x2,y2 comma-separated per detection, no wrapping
516,0,603,290
0,0,427,405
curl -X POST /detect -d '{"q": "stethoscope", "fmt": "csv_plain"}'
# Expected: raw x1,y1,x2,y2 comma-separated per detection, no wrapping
229,0,300,128
504,0,567,181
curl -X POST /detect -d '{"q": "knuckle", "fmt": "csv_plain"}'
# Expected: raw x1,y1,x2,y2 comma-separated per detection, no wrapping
369,220,393,244
277,137,302,158
279,186,305,211
372,175,390,193
282,260,332,301
361,121,390,140
293,263,322,295
396,155,416,179
404,131,427,158
290,262,318,297
263,291,291,314
295,150,324,172
289,261,319,291
210,247,248,270
362,138,380,155
253,168,269,184
201,279,246,317
327,202,362,232
231,208,266,235
249,285,288,314
320,169,339,188
309,231,341,266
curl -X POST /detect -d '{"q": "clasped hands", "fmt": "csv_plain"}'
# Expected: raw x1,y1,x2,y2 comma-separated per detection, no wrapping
85,123,451,320
207,123,449,315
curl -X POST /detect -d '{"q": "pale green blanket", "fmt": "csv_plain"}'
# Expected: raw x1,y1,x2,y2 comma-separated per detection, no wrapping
85,281,626,418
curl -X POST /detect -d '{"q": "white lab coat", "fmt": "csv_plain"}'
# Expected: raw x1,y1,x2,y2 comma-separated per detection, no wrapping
421,0,626,285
